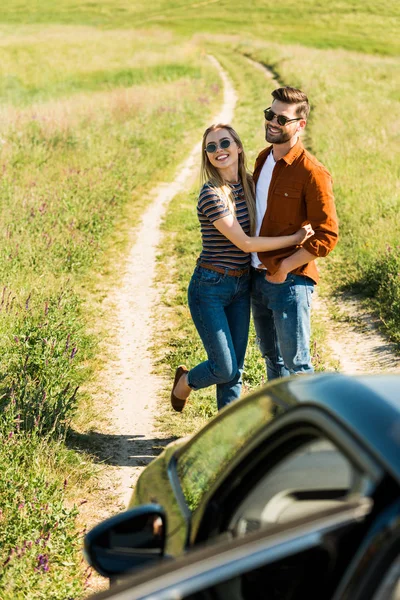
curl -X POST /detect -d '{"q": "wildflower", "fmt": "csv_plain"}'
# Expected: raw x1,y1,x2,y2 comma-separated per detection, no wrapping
35,553,49,573
70,346,78,359
3,548,15,567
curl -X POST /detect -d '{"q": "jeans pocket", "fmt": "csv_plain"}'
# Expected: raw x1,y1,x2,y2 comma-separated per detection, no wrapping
267,274,295,286
197,268,222,285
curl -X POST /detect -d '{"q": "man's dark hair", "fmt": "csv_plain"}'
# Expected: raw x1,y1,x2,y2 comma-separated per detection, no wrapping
272,86,310,119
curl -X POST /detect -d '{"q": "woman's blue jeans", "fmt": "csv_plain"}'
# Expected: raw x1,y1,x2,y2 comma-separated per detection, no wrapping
187,266,250,410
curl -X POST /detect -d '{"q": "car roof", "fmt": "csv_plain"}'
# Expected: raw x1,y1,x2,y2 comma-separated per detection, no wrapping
262,372,400,484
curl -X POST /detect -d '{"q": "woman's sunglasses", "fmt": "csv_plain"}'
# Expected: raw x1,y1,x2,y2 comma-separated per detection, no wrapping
205,138,232,153
264,108,302,126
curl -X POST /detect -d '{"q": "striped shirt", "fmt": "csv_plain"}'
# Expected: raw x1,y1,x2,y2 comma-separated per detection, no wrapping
197,181,251,270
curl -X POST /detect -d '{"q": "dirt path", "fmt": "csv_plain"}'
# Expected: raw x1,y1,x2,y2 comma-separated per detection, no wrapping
91,55,237,513
83,54,237,596
313,290,400,373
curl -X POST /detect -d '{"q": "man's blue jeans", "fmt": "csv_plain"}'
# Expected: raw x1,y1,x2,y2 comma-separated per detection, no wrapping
187,265,250,410
251,270,314,380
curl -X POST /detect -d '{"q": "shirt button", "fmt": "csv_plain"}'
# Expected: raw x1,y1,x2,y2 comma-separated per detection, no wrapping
284,192,288,196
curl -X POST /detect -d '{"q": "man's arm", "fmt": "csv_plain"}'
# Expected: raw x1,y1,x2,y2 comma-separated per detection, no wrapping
265,248,315,283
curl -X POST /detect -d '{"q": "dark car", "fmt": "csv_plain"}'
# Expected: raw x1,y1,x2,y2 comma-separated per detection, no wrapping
85,373,400,599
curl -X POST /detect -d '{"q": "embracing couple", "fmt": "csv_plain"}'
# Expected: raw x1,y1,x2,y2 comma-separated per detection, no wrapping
171,86,339,412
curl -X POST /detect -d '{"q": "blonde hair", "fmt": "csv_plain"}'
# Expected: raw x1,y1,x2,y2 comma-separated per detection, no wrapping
200,124,256,235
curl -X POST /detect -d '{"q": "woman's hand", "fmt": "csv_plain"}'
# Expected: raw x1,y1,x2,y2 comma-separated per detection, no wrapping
294,223,314,244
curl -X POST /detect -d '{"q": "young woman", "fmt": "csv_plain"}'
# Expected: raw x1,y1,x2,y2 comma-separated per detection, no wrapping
171,124,313,412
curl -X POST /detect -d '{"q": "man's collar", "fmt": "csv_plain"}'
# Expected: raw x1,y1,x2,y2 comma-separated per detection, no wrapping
280,138,304,165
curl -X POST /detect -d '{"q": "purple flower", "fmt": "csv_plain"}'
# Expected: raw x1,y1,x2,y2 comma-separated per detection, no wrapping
35,553,49,573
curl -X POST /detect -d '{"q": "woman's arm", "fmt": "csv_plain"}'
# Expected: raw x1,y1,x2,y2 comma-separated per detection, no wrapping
213,214,314,252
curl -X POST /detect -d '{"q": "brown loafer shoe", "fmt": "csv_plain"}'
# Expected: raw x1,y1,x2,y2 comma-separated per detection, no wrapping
171,365,189,412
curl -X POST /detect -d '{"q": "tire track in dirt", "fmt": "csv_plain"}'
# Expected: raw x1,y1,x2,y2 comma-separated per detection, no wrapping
313,290,400,373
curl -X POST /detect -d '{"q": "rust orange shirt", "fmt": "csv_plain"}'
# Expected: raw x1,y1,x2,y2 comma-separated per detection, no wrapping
253,139,339,284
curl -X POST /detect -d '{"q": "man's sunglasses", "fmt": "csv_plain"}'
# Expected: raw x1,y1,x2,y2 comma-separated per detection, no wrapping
205,138,232,153
264,108,302,126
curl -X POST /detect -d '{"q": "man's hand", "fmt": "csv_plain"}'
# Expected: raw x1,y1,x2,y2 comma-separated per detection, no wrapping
265,266,288,284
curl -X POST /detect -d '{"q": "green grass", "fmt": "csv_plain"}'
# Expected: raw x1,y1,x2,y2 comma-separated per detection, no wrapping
0,0,399,595
1,0,399,55
0,405,95,599
0,27,221,597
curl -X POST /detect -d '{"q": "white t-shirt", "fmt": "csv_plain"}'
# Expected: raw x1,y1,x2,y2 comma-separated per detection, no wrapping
251,151,276,269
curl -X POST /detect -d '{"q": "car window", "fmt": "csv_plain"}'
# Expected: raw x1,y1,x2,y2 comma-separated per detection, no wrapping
175,393,273,511
228,437,364,536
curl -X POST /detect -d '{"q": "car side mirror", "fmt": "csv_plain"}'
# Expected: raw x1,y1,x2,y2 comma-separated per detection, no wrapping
84,504,166,579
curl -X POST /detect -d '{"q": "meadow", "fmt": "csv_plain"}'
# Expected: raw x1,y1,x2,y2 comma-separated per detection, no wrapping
0,0,399,597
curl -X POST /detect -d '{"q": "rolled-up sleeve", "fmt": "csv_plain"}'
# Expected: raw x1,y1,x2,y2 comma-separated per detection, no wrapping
302,166,339,257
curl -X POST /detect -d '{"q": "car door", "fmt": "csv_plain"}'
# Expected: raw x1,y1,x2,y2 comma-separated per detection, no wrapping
332,500,400,600
89,499,372,600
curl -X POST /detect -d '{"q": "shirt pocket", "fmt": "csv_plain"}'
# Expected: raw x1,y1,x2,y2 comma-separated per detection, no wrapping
269,184,304,225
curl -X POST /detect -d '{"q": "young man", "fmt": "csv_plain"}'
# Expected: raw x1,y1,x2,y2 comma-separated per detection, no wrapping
251,86,338,380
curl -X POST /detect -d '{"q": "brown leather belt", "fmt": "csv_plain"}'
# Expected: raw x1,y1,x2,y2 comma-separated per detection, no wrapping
197,262,250,277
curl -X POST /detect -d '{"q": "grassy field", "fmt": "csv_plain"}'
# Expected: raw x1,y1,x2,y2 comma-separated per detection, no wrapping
0,23,220,599
0,0,399,596
1,0,399,56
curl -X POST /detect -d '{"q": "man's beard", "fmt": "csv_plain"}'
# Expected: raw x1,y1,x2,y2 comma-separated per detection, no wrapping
265,125,292,144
